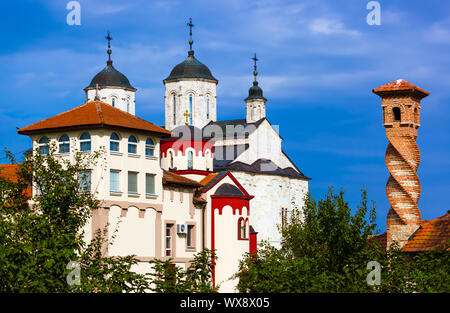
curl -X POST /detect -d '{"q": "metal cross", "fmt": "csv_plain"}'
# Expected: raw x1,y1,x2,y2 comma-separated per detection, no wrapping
252,53,259,81
105,31,113,60
184,109,191,125
187,18,194,50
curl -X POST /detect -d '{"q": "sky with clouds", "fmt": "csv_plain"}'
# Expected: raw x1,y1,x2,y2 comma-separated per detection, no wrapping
0,0,449,232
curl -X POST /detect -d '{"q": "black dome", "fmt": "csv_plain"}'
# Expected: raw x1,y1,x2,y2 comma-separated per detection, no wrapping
165,50,217,82
245,81,266,101
86,60,135,90
214,183,244,196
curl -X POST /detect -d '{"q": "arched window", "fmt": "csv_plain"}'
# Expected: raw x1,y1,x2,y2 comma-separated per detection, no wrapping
205,150,211,171
206,94,210,119
128,135,137,154
145,138,155,157
238,218,247,239
393,107,401,122
58,134,70,154
187,150,193,169
110,132,120,152
173,94,176,125
111,98,116,107
189,94,193,125
80,132,91,152
169,151,174,168
38,136,49,155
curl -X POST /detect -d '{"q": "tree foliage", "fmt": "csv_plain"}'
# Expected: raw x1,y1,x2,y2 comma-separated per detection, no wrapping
0,147,215,292
235,188,450,293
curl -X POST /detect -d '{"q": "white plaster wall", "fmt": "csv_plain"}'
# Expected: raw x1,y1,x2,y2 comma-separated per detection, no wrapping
86,88,136,115
161,147,213,171
164,80,217,130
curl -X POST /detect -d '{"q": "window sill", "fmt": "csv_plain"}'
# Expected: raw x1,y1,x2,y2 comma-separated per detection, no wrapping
146,193,157,199
145,156,158,160
80,150,91,154
186,247,196,252
110,151,123,156
128,153,141,158
128,192,140,198
110,191,123,196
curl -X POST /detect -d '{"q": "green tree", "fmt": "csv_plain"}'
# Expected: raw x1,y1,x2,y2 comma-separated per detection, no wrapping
235,188,449,293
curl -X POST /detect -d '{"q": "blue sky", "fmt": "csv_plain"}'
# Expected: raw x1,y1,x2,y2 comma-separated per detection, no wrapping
1,0,449,232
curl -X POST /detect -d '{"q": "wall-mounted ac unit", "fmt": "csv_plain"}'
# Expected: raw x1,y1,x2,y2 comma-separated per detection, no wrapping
177,224,188,234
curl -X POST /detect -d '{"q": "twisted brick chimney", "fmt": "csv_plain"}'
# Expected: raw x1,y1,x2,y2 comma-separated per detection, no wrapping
373,79,430,248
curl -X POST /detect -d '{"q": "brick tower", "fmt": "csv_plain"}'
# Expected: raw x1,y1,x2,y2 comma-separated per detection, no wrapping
373,79,430,248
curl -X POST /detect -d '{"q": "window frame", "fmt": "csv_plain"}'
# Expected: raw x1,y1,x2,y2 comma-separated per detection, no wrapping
110,132,120,152
145,138,155,157
58,134,70,154
145,173,156,196
127,171,138,195
109,169,121,193
79,132,91,152
128,135,138,155
78,169,91,193
38,136,49,156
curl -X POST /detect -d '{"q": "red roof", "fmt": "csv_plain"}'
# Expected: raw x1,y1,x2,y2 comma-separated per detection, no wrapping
162,170,201,187
372,79,430,99
17,101,172,136
402,213,450,252
0,164,32,198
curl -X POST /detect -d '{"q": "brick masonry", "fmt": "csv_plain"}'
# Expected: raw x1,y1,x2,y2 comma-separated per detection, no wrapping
373,79,430,248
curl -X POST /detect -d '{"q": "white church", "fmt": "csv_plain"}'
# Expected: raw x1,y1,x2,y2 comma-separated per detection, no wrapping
17,26,310,292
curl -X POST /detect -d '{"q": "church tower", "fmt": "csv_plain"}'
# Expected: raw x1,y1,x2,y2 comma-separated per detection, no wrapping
373,79,430,249
245,54,267,123
164,18,218,130
84,32,137,115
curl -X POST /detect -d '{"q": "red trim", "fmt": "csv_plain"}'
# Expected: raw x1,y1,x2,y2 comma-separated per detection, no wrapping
201,171,251,197
249,230,258,255
210,196,250,288
160,138,214,158
171,169,213,176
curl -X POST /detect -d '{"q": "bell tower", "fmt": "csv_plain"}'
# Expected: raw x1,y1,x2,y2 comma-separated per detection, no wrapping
245,54,267,123
373,79,430,248
164,18,218,130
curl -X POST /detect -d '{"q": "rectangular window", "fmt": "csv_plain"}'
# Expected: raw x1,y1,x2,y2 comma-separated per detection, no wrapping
187,225,194,248
146,173,155,195
128,143,137,154
78,170,91,192
110,141,119,152
128,171,138,194
166,224,173,257
80,141,91,152
110,170,120,192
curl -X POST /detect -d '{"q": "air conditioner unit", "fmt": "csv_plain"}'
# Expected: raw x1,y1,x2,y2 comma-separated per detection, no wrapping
177,224,188,234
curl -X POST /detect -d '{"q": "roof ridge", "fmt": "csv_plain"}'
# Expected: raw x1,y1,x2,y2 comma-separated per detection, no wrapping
96,102,105,125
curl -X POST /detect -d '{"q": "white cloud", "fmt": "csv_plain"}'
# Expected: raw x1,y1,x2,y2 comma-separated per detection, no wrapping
308,18,360,37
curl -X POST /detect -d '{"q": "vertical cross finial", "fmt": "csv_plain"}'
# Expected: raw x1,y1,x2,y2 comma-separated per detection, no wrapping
184,109,191,125
105,31,113,61
187,17,194,51
252,53,259,81
94,83,100,101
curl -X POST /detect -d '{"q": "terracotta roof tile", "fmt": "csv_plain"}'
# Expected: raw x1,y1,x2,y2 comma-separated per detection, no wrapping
199,172,219,186
373,79,430,99
17,101,171,136
0,164,32,198
162,170,201,187
402,213,450,252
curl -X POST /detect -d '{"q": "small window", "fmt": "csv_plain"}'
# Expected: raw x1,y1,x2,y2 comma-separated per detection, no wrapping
128,171,138,194
146,173,155,195
58,134,70,154
110,133,120,152
145,138,155,157
78,170,91,192
206,95,210,120
127,99,130,113
166,224,173,257
111,98,116,107
169,151,174,168
393,107,401,122
187,225,195,248
187,151,193,169
38,136,49,155
110,170,120,192
189,94,193,125
238,218,247,239
128,135,137,154
173,94,176,125
281,208,288,230
80,132,91,152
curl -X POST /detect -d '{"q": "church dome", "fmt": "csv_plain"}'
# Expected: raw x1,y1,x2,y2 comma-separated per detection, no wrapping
165,50,217,82
245,81,266,101
86,60,136,90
